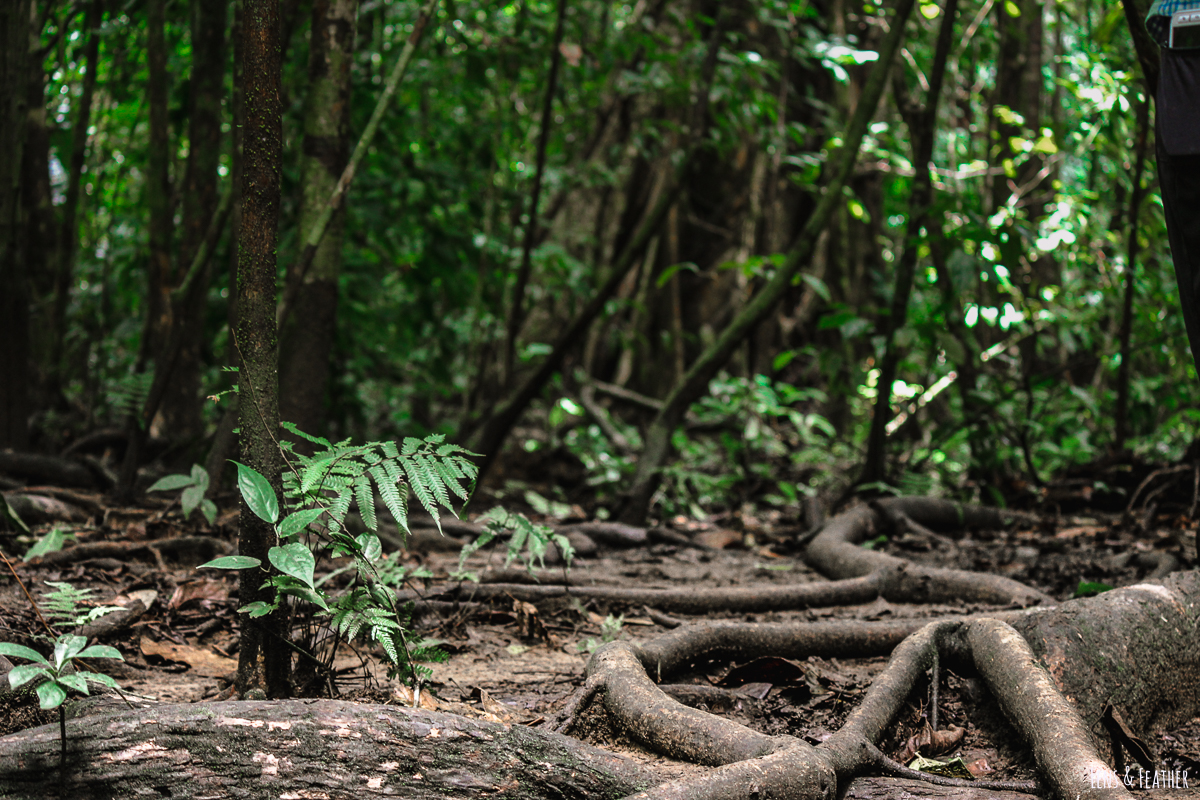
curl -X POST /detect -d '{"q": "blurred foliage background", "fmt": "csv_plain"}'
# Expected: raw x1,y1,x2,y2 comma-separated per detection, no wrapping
0,0,1186,520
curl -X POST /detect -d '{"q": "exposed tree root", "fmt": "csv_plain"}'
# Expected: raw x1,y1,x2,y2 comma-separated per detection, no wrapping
443,497,1050,612
803,498,1052,606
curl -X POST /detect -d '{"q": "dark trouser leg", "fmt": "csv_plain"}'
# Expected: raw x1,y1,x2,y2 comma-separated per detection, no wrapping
1159,135,1200,374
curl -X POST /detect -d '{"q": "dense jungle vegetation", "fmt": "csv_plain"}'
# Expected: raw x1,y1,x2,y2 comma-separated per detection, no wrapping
0,0,1182,519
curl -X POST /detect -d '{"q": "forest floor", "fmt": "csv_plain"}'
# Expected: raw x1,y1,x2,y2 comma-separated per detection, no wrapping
4,469,1200,797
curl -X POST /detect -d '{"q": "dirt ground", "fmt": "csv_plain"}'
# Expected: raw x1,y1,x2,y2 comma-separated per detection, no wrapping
3,485,1200,798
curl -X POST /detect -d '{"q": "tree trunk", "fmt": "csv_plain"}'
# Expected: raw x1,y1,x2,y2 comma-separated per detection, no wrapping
157,0,227,448
143,0,174,369
860,0,959,486
0,700,661,799
0,0,29,451
279,0,358,440
237,0,289,699
48,0,103,392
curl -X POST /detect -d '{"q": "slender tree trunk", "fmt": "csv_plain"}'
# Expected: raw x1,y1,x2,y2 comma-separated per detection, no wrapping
861,0,960,485
618,0,918,524
1113,96,1151,453
237,0,289,699
21,1,54,360
279,0,359,440
49,0,103,391
0,0,30,450
143,0,173,369
503,0,569,383
159,0,227,448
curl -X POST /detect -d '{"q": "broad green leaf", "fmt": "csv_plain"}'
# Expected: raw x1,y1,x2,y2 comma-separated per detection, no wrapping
148,473,195,492
54,635,88,668
56,673,90,694
77,645,124,660
198,555,262,570
356,532,382,563
269,542,316,588
278,584,330,611
181,485,204,519
200,498,218,526
84,672,119,688
36,681,68,710
233,461,279,524
238,601,278,618
23,527,67,562
0,642,50,664
189,464,210,491
279,508,326,537
7,664,50,689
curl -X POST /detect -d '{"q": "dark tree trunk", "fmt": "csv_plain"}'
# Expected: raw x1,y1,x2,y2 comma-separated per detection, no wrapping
158,0,228,448
1113,96,1150,452
143,0,174,369
279,0,358,440
860,0,959,486
49,0,103,391
0,0,30,450
237,0,289,699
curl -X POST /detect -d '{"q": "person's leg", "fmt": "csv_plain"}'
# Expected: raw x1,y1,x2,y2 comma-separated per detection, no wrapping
1158,136,1200,373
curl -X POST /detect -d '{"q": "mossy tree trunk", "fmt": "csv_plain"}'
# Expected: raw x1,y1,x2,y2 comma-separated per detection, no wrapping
279,0,358,441
236,0,289,699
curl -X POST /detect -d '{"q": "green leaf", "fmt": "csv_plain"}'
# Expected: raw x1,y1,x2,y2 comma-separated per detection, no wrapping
199,498,218,526
198,555,262,570
53,635,88,668
23,527,67,562
0,643,50,665
278,584,330,611
55,673,90,694
7,664,51,689
148,473,195,492
189,464,210,492
84,672,119,689
355,475,377,530
356,532,383,563
181,485,204,519
36,681,68,710
1,494,31,535
269,543,316,588
77,645,124,660
279,508,326,537
233,461,279,524
238,601,278,618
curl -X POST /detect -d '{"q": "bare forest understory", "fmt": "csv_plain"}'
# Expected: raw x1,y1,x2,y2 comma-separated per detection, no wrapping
4,461,1200,800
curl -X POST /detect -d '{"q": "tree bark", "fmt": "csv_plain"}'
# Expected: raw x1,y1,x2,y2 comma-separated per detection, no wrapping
48,0,103,391
158,0,228,447
0,0,30,450
143,0,174,369
279,0,358,440
237,0,289,699
0,700,662,799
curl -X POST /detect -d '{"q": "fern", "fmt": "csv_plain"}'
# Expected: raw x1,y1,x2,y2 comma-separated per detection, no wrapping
107,371,153,424
41,582,122,630
279,421,477,539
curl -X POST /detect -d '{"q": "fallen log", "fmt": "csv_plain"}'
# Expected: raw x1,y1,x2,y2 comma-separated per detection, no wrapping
0,699,662,799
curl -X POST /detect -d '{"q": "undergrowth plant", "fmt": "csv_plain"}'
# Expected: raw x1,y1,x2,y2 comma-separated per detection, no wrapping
0,581,125,765
196,423,491,692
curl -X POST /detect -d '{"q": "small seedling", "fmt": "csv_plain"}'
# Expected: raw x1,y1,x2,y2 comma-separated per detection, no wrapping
0,635,123,765
148,463,218,525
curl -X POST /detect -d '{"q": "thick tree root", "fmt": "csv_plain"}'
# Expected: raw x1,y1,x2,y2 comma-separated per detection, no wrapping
803,498,1052,606
586,617,1134,800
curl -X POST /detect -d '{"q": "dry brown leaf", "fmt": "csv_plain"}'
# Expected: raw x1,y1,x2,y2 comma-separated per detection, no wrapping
138,636,236,677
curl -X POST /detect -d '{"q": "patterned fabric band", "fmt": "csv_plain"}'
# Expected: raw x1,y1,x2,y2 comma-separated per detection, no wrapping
1147,0,1200,46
